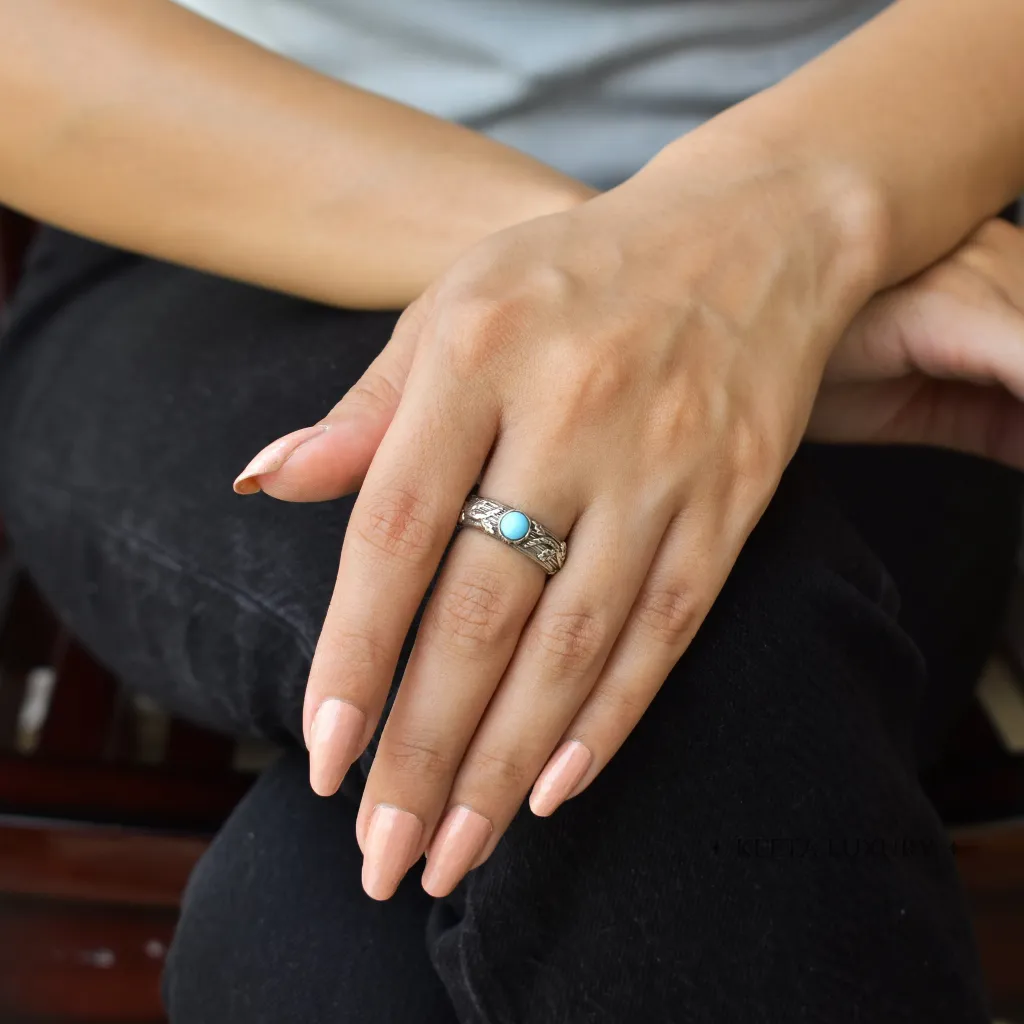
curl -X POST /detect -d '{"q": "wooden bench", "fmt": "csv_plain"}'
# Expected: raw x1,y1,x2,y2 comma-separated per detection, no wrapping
2,207,1023,1022
0,536,254,1022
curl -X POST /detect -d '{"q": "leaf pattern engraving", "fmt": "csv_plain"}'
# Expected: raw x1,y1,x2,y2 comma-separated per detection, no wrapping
459,496,567,574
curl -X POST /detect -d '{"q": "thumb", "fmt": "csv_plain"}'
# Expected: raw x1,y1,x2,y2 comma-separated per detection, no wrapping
233,322,417,502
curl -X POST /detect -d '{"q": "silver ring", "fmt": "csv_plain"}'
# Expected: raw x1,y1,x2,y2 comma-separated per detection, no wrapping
458,494,567,575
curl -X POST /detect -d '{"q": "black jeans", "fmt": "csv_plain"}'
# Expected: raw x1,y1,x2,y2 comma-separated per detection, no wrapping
0,227,1020,1023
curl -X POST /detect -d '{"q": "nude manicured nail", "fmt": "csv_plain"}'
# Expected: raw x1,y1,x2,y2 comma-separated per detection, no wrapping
308,699,366,797
232,424,330,494
362,805,424,901
421,806,493,898
530,741,593,817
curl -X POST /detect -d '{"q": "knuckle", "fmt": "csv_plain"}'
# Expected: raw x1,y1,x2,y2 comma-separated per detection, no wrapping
729,413,785,483
393,295,431,336
343,371,401,417
445,297,522,377
530,608,607,674
956,241,1003,286
645,394,707,455
319,623,391,674
430,565,516,654
953,220,1024,290
383,735,454,784
971,216,1018,253
587,677,652,723
633,581,700,647
558,347,632,420
355,486,439,564
463,746,531,789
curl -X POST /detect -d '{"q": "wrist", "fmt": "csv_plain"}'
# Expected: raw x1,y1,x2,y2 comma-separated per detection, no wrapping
644,122,891,341
358,171,597,308
445,170,597,260
520,178,601,219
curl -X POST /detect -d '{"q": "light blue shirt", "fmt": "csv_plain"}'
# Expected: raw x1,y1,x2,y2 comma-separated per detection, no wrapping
175,0,889,188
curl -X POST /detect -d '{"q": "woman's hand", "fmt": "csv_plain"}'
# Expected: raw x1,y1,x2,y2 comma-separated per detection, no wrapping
236,137,880,901
810,217,1024,465
239,217,1024,505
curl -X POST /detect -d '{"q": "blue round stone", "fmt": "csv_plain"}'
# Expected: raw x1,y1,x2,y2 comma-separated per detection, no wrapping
498,510,530,542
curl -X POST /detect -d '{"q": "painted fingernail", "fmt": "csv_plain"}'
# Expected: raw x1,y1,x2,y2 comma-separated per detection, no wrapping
421,805,493,898
232,424,330,494
362,805,424,901
308,699,366,797
529,741,593,817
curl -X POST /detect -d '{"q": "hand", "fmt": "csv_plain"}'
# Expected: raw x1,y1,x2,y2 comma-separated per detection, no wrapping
235,173,1024,904
241,215,1024,501
236,216,1024,504
234,140,881,902
810,217,1024,465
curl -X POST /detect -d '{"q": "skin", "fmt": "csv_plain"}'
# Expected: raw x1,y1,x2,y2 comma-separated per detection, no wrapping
252,218,1024,499
3,0,1024,902
0,0,592,307
247,211,1024,899
813,218,1024,461
242,0,1024,901
253,221,1024,892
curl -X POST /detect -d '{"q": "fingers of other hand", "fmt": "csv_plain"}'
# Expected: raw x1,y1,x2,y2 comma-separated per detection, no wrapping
820,378,1024,468
833,220,1024,396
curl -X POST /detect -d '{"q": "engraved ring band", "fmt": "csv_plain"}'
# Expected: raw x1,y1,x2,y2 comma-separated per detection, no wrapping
458,495,568,576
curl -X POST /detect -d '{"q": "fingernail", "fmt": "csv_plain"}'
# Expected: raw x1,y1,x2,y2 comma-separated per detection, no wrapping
308,699,366,797
362,805,424,901
529,741,592,817
233,424,330,494
421,805,493,898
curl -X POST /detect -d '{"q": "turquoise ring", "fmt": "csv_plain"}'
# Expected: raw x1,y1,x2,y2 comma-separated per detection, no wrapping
458,494,567,575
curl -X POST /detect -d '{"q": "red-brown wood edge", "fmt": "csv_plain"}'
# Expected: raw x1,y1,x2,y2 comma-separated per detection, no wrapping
0,894,174,1022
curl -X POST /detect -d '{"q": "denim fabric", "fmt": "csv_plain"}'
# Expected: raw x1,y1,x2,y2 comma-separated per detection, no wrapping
0,227,1019,1022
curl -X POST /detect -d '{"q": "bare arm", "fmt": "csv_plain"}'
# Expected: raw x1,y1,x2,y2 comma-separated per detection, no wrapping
0,0,592,308
662,0,1024,291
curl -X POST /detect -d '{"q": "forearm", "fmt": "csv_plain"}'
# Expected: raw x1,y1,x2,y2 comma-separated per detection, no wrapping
709,0,1024,291
0,0,592,308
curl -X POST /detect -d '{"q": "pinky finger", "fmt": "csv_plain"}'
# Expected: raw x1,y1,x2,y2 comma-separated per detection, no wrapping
528,517,733,817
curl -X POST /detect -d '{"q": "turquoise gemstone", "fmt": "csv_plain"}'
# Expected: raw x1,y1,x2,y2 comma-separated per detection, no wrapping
499,510,530,542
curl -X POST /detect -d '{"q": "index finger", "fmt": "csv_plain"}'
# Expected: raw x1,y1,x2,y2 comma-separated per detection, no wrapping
303,355,496,796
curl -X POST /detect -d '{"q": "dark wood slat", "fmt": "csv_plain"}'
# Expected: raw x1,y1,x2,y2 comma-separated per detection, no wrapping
0,575,61,751
924,698,1024,827
0,754,251,832
0,894,171,1022
953,823,1024,1019
38,637,120,760
0,822,205,908
0,1016,163,1024
163,718,234,772
930,758,1024,828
